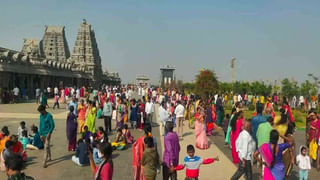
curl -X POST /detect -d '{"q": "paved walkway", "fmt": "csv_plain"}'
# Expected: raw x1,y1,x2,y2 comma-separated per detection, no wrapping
154,105,241,180
0,100,241,180
0,101,163,180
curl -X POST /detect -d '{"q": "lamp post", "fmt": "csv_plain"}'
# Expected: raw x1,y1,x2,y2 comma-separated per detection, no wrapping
231,58,236,83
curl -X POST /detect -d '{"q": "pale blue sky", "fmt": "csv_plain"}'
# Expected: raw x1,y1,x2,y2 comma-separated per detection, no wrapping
1,0,320,84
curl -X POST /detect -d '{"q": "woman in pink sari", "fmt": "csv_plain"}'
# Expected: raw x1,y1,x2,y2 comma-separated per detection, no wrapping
254,130,293,180
195,106,209,150
230,111,244,164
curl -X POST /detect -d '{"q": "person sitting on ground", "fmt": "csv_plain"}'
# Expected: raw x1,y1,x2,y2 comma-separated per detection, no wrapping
19,130,38,150
10,135,26,161
142,136,160,180
176,144,219,180
88,142,113,180
5,154,34,180
0,140,15,171
29,125,44,149
72,138,90,166
82,126,92,140
111,128,126,150
122,124,134,144
17,121,28,139
0,126,10,153
96,127,106,142
92,141,102,164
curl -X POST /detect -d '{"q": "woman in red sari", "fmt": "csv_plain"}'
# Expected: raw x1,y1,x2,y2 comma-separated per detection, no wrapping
282,98,294,123
230,111,244,164
132,124,153,180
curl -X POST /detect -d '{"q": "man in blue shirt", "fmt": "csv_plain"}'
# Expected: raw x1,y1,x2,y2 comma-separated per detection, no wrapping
251,103,266,146
38,105,55,168
68,95,78,116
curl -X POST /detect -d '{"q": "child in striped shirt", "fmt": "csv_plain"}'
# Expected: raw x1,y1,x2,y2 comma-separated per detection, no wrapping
176,145,219,180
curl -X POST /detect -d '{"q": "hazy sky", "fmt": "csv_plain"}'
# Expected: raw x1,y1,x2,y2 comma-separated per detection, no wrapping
1,0,320,84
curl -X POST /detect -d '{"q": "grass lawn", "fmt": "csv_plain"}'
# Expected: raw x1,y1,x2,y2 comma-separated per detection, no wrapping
224,109,307,129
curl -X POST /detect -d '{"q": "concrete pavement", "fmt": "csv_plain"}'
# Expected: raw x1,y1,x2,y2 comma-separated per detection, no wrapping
154,104,241,180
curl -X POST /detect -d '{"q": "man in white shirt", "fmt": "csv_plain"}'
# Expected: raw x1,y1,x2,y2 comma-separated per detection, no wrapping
152,90,157,102
238,94,243,104
54,87,59,95
35,88,41,104
159,102,170,135
292,96,297,109
214,94,218,104
231,119,255,180
128,88,132,100
76,88,80,99
12,86,20,103
299,96,304,109
47,87,51,97
174,100,185,137
145,99,155,126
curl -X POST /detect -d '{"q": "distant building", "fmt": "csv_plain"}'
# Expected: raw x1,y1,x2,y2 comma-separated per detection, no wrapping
136,75,150,88
160,65,175,86
0,19,120,95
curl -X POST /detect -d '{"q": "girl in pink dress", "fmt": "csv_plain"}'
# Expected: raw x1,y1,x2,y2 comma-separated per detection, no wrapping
195,106,209,150
230,111,244,164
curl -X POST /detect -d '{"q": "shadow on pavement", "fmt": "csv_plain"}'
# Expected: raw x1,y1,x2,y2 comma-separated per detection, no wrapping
47,154,74,167
182,132,193,137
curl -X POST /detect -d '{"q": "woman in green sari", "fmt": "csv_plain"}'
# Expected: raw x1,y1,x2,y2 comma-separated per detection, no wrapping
225,107,237,145
85,101,96,133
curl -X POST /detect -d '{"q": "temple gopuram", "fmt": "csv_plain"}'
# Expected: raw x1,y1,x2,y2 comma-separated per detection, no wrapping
0,19,121,92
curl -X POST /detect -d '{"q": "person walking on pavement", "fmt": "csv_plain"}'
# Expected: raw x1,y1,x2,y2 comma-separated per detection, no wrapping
231,119,255,180
162,121,180,180
159,102,170,136
38,105,55,168
145,98,155,126
174,101,185,138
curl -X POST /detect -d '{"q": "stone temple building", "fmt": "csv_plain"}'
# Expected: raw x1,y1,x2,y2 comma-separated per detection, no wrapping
71,20,102,85
42,26,70,62
0,20,120,96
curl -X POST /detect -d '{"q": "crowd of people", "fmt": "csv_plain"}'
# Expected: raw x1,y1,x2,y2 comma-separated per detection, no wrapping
1,84,320,180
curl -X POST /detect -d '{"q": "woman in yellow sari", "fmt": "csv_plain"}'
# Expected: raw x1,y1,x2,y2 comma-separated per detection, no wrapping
184,100,195,129
273,108,289,143
77,99,86,133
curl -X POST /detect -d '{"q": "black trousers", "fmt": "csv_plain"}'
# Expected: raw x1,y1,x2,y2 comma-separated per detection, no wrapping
53,102,59,109
104,116,112,133
162,164,177,180
231,160,252,180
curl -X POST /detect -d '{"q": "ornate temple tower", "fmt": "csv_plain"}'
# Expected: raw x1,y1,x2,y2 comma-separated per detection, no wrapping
71,19,102,84
42,26,70,62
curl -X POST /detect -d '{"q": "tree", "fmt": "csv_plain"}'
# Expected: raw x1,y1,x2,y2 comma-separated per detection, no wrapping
300,80,317,101
219,82,233,94
183,82,195,94
194,69,219,99
281,78,299,99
